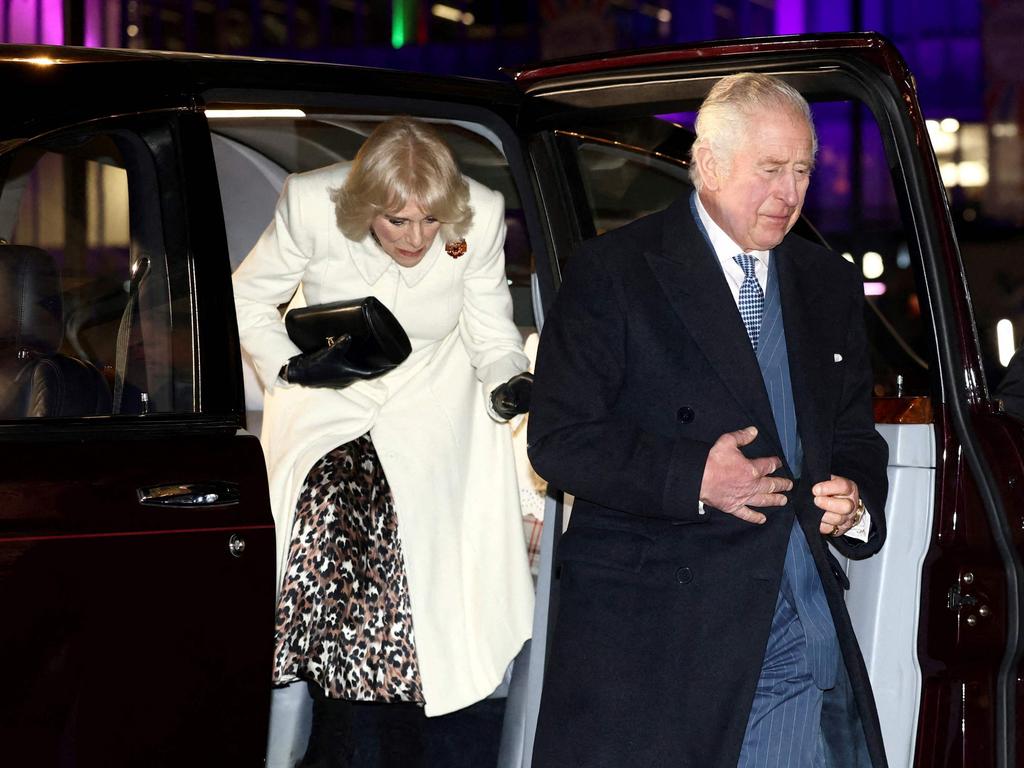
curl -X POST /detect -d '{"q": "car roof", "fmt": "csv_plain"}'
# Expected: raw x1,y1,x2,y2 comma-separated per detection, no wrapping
0,44,521,144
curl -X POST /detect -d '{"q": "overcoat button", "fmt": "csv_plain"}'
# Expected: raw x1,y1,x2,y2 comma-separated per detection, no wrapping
675,566,693,584
677,406,695,423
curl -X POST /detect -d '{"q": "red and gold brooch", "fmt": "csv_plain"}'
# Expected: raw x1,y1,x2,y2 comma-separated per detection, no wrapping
445,239,467,259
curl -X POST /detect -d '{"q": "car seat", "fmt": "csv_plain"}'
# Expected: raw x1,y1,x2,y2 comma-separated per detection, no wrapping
0,244,112,418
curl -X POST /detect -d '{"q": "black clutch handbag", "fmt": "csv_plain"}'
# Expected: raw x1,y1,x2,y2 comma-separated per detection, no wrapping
285,297,412,373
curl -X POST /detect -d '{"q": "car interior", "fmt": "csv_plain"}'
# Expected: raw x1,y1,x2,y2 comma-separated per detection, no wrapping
0,242,112,418
0,125,195,420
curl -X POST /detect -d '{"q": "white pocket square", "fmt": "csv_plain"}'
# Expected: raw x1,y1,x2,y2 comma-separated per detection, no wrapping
833,353,843,362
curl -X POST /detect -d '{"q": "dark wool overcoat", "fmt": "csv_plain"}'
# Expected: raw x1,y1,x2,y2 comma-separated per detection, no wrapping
527,195,890,768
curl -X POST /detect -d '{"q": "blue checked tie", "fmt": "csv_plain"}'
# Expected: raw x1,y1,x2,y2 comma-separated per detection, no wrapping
733,253,764,351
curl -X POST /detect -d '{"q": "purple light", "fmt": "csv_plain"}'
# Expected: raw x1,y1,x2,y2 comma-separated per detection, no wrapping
84,0,102,46
863,282,887,296
40,0,64,44
811,0,850,32
774,0,805,35
657,111,697,128
9,0,38,42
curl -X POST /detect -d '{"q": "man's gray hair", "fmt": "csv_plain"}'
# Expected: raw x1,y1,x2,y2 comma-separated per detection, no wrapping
689,72,818,191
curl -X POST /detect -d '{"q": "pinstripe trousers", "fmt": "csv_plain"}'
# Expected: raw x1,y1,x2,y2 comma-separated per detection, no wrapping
692,197,839,767
737,579,827,768
736,255,837,767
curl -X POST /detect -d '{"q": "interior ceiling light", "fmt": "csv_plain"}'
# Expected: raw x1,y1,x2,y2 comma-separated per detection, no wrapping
205,108,307,119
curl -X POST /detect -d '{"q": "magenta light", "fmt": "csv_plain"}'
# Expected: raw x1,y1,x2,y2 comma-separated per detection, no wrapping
863,282,887,296
9,0,38,42
774,0,805,35
84,0,102,46
41,0,64,44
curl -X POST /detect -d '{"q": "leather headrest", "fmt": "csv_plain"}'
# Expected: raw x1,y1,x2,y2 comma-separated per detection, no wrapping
0,245,63,356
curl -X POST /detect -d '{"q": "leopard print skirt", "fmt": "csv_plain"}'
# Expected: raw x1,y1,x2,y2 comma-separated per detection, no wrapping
271,434,424,703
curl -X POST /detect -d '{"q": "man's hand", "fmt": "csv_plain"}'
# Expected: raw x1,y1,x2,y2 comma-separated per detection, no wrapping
699,426,792,524
813,474,860,536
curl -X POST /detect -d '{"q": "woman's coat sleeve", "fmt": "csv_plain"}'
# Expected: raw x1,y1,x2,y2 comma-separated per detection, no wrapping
457,184,529,396
232,173,313,390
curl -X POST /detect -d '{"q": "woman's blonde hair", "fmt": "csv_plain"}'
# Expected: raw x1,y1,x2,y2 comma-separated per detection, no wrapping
332,116,473,242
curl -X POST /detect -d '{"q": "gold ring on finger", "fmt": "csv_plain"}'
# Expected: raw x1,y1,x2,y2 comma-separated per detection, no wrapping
829,523,843,538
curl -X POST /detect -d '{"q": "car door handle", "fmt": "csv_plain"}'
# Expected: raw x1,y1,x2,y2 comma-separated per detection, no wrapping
137,481,241,507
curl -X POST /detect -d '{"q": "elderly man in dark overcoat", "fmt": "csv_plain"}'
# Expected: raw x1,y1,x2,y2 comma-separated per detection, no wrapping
528,73,890,767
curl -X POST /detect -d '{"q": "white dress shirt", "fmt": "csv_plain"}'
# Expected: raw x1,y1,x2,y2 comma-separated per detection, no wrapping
694,192,871,541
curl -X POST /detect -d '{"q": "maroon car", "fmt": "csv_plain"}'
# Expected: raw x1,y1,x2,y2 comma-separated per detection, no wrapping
0,33,1017,767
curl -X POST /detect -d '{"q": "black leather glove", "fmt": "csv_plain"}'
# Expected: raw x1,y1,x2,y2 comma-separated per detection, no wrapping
490,372,533,420
280,335,379,389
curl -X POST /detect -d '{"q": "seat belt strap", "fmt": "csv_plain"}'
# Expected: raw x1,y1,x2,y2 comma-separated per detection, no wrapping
112,256,149,415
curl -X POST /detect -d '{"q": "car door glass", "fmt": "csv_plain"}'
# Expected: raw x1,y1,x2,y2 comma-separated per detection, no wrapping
562,104,931,411
577,139,691,234
0,128,195,418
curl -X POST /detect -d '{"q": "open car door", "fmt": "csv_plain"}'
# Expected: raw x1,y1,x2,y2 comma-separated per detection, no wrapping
0,47,563,766
0,50,275,765
513,33,1024,768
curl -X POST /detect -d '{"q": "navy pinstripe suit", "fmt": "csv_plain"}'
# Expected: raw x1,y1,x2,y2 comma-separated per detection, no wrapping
529,193,889,767
737,249,834,766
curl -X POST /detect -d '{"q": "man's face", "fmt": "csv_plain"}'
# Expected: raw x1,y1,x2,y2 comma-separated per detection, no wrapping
697,110,814,252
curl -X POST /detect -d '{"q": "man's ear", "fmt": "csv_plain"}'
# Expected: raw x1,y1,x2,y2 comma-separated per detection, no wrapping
694,145,720,191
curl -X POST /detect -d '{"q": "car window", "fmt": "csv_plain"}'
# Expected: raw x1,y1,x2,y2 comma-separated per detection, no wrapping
558,103,932,410
0,126,196,418
949,119,1024,400
576,137,691,235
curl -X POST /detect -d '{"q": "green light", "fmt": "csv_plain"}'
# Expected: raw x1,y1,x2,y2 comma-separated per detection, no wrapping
392,0,407,49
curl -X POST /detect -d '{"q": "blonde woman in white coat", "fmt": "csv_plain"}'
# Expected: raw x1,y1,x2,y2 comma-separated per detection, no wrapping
232,117,535,767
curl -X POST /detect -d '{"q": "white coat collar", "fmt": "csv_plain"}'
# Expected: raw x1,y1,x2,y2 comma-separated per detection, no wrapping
349,231,443,288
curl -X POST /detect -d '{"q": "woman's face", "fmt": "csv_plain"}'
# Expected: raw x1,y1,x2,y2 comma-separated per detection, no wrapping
370,198,442,268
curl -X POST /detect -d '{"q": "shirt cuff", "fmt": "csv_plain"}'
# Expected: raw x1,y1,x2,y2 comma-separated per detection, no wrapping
692,504,873,539
844,509,872,542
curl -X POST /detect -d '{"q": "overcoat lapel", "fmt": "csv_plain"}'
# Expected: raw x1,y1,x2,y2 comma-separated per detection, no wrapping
775,237,834,487
643,198,785,462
